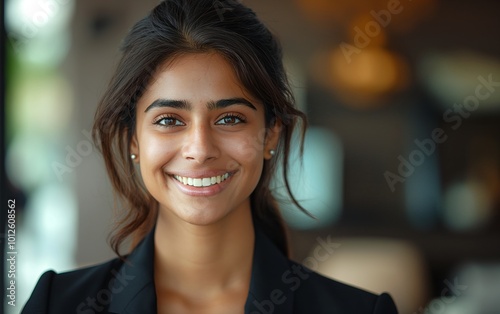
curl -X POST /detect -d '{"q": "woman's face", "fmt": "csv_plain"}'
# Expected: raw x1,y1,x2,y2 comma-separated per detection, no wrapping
132,53,279,226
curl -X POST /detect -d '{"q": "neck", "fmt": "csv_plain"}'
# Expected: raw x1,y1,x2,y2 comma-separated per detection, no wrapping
154,204,255,301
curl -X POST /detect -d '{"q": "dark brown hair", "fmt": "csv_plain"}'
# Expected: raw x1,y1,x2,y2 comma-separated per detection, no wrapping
92,0,307,257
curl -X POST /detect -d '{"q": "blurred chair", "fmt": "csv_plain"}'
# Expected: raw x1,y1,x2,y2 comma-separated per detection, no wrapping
311,237,429,313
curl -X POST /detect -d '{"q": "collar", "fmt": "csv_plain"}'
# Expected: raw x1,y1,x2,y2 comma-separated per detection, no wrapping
108,224,294,314
244,225,294,313
108,229,157,313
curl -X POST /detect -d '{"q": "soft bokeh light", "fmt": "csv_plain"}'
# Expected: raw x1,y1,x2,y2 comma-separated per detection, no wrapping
6,134,55,192
295,0,436,31
276,127,343,229
9,74,74,134
5,1,77,313
17,183,78,309
442,181,494,231
5,0,75,66
418,52,500,112
311,46,410,107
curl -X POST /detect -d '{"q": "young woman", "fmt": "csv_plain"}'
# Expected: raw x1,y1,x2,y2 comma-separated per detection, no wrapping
23,0,398,313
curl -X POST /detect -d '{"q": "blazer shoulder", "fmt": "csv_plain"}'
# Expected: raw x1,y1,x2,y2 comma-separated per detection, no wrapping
52,257,123,290
20,270,56,314
22,258,123,314
290,260,399,314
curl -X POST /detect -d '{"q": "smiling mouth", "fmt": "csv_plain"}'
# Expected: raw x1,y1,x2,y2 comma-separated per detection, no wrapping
173,173,231,187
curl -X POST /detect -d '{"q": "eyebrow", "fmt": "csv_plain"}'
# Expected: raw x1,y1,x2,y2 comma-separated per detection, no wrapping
144,97,257,112
144,99,189,112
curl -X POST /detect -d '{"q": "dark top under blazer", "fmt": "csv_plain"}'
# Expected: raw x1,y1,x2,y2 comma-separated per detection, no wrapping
23,226,399,314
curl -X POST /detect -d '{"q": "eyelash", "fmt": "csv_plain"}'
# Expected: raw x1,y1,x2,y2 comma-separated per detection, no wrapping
152,113,246,127
215,113,247,125
153,114,184,127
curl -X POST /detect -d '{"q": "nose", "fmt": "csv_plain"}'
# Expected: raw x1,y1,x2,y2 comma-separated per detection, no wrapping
181,122,220,164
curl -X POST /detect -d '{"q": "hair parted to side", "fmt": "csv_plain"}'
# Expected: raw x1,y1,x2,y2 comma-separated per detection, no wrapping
92,0,308,258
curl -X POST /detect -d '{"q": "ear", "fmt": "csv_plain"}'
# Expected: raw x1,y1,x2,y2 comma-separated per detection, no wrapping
264,120,281,160
130,133,140,163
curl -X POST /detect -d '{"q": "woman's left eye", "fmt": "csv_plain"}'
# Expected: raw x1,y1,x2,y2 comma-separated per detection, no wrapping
216,114,246,125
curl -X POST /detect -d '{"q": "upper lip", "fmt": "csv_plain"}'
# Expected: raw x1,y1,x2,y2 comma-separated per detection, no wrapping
166,170,235,178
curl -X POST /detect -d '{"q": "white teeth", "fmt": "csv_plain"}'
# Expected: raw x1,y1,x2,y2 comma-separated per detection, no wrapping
173,173,231,187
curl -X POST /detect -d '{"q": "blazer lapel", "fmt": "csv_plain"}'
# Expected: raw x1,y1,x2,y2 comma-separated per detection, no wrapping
107,224,294,314
108,230,157,314
244,226,294,314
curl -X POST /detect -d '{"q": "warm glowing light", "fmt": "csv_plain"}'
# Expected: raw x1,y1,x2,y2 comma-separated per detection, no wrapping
295,0,436,32
310,47,410,107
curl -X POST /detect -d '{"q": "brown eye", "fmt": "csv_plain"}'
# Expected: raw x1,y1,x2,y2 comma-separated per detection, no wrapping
154,116,185,127
216,114,245,125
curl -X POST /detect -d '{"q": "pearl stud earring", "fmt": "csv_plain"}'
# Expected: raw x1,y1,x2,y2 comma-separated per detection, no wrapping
269,149,276,156
131,154,137,160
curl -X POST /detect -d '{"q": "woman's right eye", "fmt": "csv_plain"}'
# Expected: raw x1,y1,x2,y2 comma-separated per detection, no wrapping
154,116,185,127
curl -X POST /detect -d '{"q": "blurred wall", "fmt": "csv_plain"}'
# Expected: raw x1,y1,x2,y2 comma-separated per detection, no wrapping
67,0,159,266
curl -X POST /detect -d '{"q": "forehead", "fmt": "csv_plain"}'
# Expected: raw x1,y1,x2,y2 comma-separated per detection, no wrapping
138,53,259,108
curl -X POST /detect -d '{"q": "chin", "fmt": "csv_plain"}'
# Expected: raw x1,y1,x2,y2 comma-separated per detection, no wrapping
170,203,232,226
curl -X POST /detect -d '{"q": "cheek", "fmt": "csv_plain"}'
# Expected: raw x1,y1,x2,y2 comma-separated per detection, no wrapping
221,134,265,192
139,134,178,172
222,131,266,165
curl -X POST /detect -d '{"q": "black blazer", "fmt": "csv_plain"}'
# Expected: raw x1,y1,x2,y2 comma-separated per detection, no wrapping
22,226,398,313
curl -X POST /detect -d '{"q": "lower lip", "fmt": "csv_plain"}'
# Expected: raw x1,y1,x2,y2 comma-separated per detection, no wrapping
169,173,234,197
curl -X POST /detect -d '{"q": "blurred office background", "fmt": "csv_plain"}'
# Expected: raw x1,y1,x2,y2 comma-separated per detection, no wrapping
4,0,500,313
